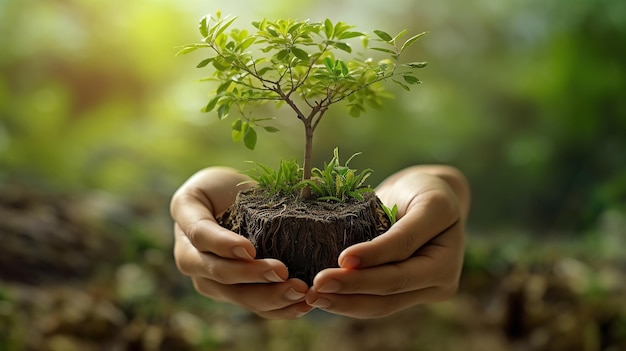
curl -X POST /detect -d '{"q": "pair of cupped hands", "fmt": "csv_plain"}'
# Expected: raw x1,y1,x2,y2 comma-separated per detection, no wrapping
170,165,470,319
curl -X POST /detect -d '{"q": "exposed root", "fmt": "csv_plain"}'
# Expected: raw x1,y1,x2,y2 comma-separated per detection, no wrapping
218,189,391,285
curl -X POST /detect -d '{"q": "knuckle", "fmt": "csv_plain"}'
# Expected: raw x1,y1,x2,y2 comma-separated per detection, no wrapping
201,259,230,284
422,188,458,220
173,246,196,276
175,257,193,276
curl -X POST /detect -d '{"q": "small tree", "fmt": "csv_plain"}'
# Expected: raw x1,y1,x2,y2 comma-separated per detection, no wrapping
177,11,427,198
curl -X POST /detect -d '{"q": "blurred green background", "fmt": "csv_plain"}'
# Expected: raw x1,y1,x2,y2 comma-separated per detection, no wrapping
1,0,625,350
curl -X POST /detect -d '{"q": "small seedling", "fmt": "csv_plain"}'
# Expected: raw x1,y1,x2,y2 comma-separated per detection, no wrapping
177,11,427,199
178,11,427,284
240,159,304,196
304,148,373,202
381,203,399,225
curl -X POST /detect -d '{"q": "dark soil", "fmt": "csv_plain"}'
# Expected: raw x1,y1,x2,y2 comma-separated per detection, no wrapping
218,189,391,285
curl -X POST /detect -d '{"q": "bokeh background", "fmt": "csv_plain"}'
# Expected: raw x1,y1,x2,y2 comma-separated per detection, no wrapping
1,0,625,350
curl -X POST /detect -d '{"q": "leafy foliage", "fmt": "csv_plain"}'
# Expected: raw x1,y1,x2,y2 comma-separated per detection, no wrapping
241,159,305,195
303,148,373,202
177,11,427,151
381,203,398,224
242,148,375,202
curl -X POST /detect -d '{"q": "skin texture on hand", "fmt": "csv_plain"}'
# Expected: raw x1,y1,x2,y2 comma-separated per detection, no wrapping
170,165,470,319
170,167,313,319
305,165,470,318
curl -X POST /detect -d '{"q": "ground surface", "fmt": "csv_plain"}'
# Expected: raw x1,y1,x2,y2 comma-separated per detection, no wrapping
1,185,624,351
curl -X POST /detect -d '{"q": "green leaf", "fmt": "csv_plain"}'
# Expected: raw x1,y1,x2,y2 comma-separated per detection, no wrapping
263,126,280,133
231,119,244,142
276,49,289,61
291,47,309,61
349,104,364,117
236,37,256,52
256,66,274,76
243,126,257,150
373,29,393,42
370,47,396,55
216,80,232,94
392,79,411,91
323,57,335,71
217,101,231,119
403,61,428,68
266,27,279,37
333,21,348,37
338,60,349,76
199,16,209,37
324,19,334,38
391,29,408,44
381,203,398,224
338,31,364,39
251,19,265,30
214,16,238,39
288,22,305,35
331,41,352,53
202,96,220,112
211,57,230,71
196,57,215,68
175,44,207,56
400,32,428,53
403,75,421,84
344,151,362,166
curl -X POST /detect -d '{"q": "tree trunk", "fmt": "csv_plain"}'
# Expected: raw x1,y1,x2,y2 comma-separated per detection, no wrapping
300,122,314,199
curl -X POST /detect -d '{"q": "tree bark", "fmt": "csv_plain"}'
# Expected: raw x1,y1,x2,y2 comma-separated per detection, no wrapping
300,121,314,199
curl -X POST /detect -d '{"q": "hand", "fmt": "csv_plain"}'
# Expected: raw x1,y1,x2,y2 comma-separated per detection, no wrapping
170,167,313,319
305,165,470,319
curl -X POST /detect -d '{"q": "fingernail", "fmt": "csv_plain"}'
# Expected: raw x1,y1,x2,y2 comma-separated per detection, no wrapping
310,297,331,309
264,270,285,283
340,255,361,269
317,280,341,293
285,288,306,301
232,246,254,260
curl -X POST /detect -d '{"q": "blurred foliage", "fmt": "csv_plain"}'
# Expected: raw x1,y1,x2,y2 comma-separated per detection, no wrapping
1,0,624,233
0,184,624,350
1,0,625,349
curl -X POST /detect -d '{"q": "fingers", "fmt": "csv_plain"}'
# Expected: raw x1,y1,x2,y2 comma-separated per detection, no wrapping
170,167,315,319
175,217,256,260
307,223,464,319
170,167,252,219
174,224,288,283
313,257,442,296
193,277,313,319
255,301,314,320
340,188,459,269
172,196,256,260
170,167,256,259
306,286,455,319
316,225,463,296
175,223,312,319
